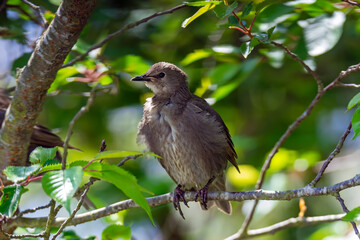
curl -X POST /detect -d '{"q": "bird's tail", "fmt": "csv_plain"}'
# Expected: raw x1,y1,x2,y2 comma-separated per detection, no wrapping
209,175,232,214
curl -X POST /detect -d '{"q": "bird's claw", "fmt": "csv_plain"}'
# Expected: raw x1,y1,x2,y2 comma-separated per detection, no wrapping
195,185,209,210
195,176,215,210
173,185,189,219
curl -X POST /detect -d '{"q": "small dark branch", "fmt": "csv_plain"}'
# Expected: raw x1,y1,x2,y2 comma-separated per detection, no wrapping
309,122,352,187
239,214,345,239
271,41,322,91
43,200,56,240
0,0,7,13
55,140,107,238
12,174,360,228
342,0,360,7
0,226,44,239
325,63,360,91
6,4,40,25
336,193,360,238
20,0,48,28
51,185,91,240
117,154,142,167
248,13,257,32
337,83,360,88
62,85,99,169
236,63,360,237
62,4,187,68
18,201,52,217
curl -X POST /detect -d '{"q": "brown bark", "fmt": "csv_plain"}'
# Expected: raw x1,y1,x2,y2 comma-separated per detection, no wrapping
0,0,97,172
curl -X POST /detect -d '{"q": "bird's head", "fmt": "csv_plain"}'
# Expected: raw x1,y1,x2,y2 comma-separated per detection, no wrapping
131,62,188,96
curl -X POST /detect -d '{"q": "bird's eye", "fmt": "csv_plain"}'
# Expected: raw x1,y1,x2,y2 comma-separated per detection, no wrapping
158,72,165,78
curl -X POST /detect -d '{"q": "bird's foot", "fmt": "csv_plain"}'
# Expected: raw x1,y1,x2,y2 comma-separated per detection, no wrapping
173,185,189,219
195,176,215,210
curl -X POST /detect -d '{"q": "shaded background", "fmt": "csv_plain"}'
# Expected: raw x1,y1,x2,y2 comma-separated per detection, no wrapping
1,0,360,239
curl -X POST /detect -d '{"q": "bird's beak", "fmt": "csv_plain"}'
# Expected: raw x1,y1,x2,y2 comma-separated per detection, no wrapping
131,74,151,82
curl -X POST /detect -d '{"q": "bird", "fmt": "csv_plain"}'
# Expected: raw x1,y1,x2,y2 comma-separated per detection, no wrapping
132,62,239,218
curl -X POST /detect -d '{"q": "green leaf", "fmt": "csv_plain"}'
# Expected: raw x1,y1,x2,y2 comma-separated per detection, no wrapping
41,166,84,213
0,185,28,217
347,93,360,111
298,11,345,56
111,55,150,76
181,49,214,66
61,230,96,240
3,164,41,183
37,162,62,174
211,58,259,101
102,224,131,240
240,38,260,58
29,146,58,165
242,1,253,17
209,63,242,85
352,106,360,140
213,1,238,19
184,1,221,7
83,162,154,224
343,206,360,222
94,150,160,160
182,3,217,28
254,32,272,43
48,67,79,92
228,15,242,28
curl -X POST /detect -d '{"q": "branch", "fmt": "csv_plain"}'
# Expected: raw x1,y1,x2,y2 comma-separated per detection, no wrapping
10,174,360,228
0,0,96,171
235,62,360,236
271,41,322,91
62,84,99,169
20,0,48,28
309,122,352,187
342,0,360,8
235,214,345,239
337,83,360,88
62,4,187,68
336,193,360,238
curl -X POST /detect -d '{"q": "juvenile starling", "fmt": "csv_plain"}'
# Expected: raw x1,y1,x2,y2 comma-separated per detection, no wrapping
132,62,238,218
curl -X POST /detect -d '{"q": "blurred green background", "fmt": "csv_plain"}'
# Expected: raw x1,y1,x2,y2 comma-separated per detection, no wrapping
1,0,360,239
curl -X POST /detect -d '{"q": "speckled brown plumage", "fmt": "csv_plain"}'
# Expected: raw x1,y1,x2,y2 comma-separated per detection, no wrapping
133,62,238,216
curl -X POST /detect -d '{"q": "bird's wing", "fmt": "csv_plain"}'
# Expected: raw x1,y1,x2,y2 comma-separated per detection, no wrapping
187,95,239,172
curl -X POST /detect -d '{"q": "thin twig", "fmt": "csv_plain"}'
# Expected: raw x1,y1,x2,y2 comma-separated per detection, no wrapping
51,186,91,240
18,201,52,217
337,83,360,88
342,0,360,7
0,227,45,239
271,41,323,91
117,154,142,167
62,4,187,68
20,0,48,28
62,84,99,169
230,213,346,239
6,4,39,25
309,122,352,187
336,193,360,238
43,200,56,240
53,140,107,239
235,62,360,238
